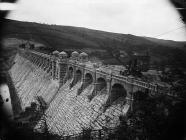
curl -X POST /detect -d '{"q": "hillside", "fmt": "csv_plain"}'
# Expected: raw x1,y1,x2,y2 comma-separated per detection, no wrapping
2,19,186,68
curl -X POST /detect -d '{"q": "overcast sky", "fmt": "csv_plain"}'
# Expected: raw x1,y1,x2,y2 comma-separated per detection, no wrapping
7,0,186,41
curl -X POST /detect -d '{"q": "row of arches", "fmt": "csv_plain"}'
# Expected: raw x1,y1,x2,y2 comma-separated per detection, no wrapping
23,51,151,111
23,54,129,105
66,67,127,104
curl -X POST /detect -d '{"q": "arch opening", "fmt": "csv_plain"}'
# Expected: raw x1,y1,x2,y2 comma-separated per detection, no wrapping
46,59,50,73
73,70,82,86
49,61,53,74
109,83,127,104
53,61,57,79
68,67,73,79
77,73,93,95
84,73,93,87
96,77,107,92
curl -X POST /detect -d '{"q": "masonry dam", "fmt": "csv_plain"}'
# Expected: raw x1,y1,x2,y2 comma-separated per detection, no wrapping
9,48,162,136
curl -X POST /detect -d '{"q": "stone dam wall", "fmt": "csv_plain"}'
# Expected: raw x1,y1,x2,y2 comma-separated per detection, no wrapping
10,53,129,136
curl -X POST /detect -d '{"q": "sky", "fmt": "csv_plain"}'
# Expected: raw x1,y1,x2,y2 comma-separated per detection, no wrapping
6,0,186,41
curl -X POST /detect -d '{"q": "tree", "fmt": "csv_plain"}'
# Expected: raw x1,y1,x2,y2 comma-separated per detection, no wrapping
126,92,174,140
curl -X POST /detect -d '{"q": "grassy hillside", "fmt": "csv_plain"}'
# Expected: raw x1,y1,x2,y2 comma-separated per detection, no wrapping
1,19,186,68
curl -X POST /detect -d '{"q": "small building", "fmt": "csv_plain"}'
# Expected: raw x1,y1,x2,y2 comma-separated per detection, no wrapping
59,51,68,59
71,51,79,60
79,52,88,62
52,50,59,57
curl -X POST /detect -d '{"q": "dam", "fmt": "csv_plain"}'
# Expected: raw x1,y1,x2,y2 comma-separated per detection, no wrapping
9,48,166,137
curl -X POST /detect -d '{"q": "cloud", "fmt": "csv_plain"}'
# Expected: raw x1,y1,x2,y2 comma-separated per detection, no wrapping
7,0,186,41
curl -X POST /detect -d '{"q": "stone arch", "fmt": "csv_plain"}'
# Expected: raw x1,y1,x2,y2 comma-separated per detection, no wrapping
73,69,82,85
69,67,73,70
109,83,127,104
77,72,93,95
52,60,57,79
68,67,74,79
84,73,93,88
96,77,107,91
